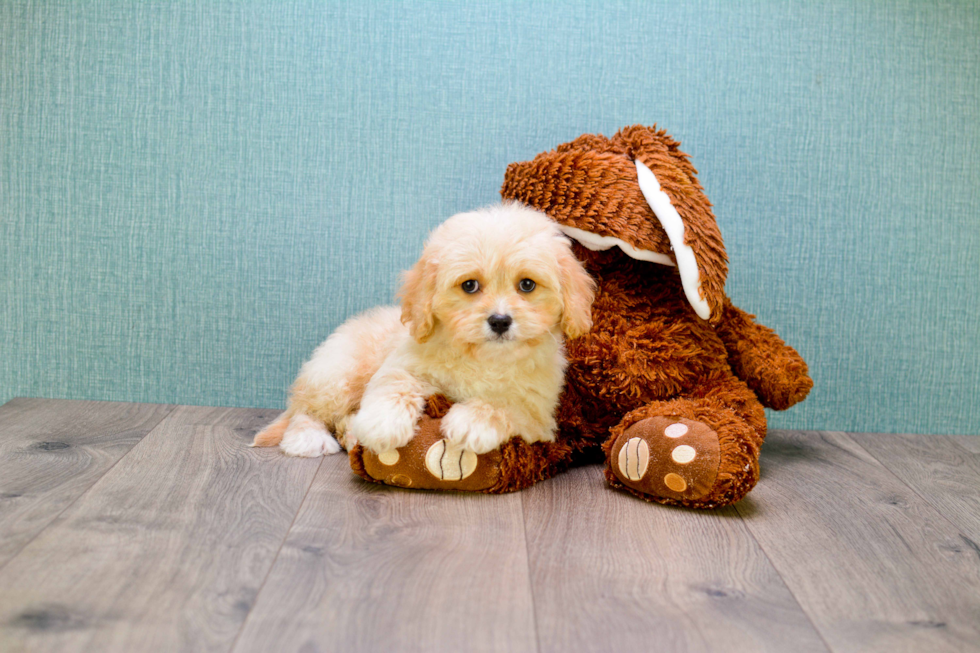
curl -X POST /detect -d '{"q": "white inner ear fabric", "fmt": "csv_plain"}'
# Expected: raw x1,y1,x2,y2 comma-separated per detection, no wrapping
557,225,675,267
634,160,711,320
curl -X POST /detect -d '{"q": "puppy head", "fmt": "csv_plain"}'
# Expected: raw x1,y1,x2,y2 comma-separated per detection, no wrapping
399,202,595,348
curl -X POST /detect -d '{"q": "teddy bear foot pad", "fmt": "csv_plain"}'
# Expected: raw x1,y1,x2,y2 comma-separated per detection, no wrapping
610,417,721,501
357,415,502,491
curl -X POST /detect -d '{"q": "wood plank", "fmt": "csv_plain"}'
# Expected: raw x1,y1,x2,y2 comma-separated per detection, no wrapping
233,454,537,653
522,464,828,653
0,405,321,653
950,434,980,455
738,430,980,653
0,397,174,568
854,433,980,542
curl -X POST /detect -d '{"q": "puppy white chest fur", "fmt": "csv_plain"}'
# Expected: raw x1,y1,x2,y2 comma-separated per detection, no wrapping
411,330,565,421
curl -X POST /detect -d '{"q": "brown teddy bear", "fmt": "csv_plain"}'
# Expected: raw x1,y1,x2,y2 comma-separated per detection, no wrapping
351,125,812,508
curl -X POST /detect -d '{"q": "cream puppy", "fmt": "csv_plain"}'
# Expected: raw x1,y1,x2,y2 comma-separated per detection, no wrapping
252,202,595,458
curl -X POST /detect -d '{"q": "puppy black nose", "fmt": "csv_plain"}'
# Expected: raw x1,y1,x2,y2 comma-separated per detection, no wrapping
487,314,513,335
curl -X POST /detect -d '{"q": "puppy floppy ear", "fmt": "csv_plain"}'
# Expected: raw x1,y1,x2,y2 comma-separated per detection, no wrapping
399,255,438,343
556,240,595,339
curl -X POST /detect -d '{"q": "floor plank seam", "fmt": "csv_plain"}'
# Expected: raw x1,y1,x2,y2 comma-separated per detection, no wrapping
0,403,179,575
733,520,835,652
227,454,326,653
519,491,543,653
848,433,979,543
734,460,836,653
945,434,979,456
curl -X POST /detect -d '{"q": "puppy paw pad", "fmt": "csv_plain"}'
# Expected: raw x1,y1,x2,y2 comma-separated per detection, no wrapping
425,440,478,481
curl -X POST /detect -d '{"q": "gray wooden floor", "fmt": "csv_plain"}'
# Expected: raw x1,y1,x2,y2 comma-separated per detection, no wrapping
0,398,978,653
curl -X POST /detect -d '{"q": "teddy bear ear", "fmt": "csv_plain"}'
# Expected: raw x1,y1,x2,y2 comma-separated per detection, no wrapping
502,125,729,323
615,126,728,324
635,159,713,321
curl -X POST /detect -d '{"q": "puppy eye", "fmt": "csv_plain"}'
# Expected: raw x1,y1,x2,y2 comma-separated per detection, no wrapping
518,278,536,293
461,279,480,294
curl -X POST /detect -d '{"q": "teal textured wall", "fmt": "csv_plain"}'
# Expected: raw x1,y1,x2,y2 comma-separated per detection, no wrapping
2,1,978,435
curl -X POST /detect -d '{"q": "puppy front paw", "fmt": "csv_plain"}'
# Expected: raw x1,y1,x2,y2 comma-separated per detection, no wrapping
349,403,418,454
441,403,509,454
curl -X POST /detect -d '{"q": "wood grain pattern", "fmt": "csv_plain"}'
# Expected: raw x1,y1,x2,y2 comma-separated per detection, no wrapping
0,405,321,653
739,430,980,653
950,434,980,455
0,398,174,568
854,432,980,541
4,400,980,653
232,453,537,653
521,464,828,653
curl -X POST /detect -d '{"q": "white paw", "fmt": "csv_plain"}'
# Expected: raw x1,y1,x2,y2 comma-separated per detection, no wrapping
441,404,507,454
348,403,417,454
279,415,341,457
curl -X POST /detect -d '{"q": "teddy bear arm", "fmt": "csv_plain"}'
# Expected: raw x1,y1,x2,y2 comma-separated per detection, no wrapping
349,395,574,493
715,301,813,411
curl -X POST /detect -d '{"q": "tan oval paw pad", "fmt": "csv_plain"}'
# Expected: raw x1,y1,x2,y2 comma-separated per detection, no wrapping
378,450,400,466
663,473,688,492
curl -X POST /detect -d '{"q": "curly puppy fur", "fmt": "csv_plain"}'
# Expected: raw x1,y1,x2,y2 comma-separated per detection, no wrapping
252,202,594,458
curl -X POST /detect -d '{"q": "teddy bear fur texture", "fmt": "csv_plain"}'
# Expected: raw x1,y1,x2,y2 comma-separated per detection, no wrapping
351,125,812,508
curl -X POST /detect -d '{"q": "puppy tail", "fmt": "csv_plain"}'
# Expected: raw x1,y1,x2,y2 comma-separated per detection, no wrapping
250,412,290,447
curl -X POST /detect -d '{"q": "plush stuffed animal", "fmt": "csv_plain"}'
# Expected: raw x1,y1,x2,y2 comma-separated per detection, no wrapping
351,125,812,508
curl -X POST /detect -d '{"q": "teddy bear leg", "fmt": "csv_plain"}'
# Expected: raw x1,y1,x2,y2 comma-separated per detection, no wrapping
603,376,766,509
349,395,574,493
